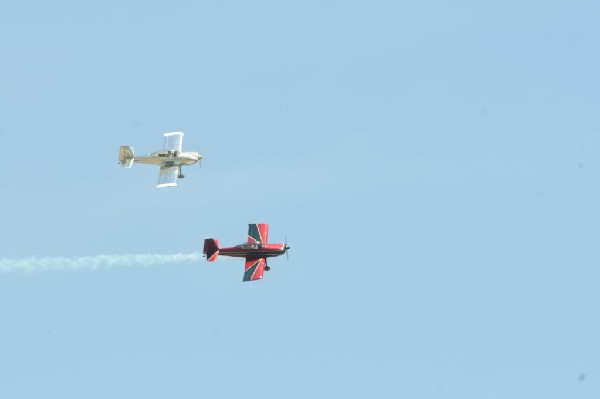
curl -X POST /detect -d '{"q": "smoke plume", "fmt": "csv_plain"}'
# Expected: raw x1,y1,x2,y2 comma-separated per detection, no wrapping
0,253,203,274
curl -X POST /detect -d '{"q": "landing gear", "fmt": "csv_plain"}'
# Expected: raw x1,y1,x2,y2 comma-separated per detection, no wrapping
265,265,271,271
178,174,185,179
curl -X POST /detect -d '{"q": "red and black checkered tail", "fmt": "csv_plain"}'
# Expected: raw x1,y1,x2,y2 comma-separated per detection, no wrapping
203,239,219,262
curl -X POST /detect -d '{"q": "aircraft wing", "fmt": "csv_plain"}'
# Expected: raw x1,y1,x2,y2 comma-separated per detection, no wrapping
243,258,266,282
163,132,184,153
157,165,179,188
248,223,269,244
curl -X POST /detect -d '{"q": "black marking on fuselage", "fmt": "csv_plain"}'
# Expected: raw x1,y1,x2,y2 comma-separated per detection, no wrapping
221,249,284,258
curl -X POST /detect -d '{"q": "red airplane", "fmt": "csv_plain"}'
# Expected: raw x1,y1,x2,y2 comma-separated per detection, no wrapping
203,223,290,282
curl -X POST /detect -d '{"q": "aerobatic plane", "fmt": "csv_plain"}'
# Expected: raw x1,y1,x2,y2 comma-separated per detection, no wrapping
118,132,202,188
203,224,290,282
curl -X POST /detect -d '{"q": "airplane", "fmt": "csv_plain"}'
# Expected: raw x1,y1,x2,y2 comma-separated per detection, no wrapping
118,132,202,188
203,223,290,282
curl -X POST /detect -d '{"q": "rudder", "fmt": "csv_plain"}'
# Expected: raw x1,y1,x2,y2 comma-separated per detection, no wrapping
203,239,219,261
119,146,135,168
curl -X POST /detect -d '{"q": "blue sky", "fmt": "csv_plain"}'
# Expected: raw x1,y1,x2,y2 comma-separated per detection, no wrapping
1,1,599,398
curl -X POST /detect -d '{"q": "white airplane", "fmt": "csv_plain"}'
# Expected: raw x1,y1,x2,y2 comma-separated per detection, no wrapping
119,132,203,188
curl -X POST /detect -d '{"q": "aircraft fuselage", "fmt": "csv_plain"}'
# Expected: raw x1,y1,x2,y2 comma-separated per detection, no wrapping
134,151,202,166
219,243,287,259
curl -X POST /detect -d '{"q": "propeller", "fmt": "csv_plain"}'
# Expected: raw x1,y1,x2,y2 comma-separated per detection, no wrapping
284,236,290,261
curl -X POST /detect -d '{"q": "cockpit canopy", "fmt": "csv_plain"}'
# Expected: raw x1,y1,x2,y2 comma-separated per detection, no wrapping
238,243,262,249
150,150,179,157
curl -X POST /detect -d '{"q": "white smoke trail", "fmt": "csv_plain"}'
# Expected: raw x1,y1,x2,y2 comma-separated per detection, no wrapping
0,252,203,274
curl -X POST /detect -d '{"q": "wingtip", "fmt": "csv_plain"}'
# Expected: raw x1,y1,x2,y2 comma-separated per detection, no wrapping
156,183,177,188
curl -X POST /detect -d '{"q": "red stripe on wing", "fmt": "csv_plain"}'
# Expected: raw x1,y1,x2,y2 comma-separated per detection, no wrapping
243,258,266,282
248,223,269,244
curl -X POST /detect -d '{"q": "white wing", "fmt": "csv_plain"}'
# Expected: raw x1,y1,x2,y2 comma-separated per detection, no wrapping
163,132,183,153
157,165,179,188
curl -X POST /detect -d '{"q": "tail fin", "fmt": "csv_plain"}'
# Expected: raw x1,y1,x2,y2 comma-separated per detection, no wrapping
203,239,219,262
119,146,135,168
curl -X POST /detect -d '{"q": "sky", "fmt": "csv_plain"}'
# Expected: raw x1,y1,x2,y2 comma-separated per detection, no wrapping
1,0,599,397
